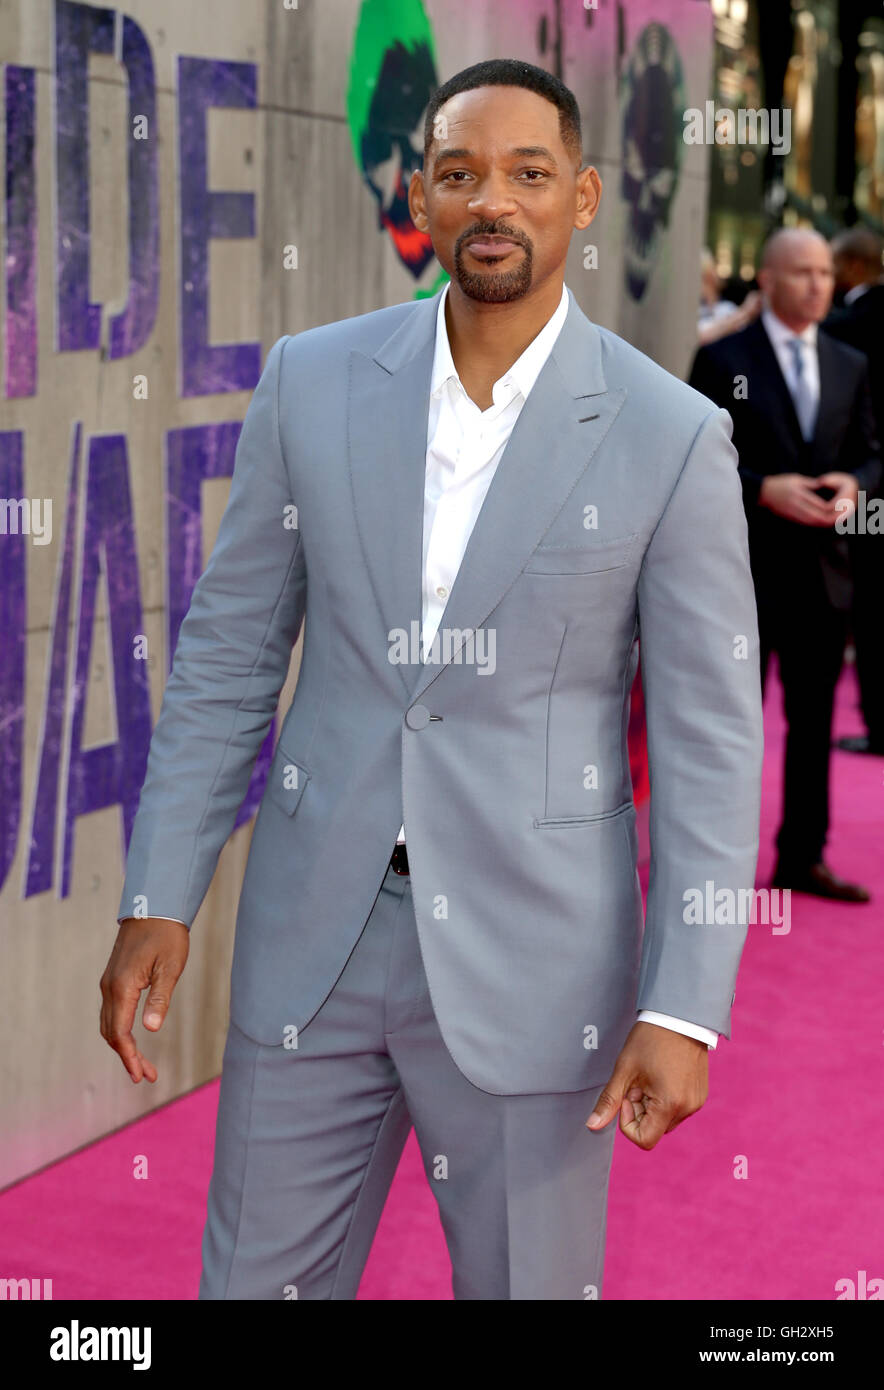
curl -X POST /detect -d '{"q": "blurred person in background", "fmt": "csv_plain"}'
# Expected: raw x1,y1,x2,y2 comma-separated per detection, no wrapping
697,247,762,346
690,228,881,901
823,227,884,757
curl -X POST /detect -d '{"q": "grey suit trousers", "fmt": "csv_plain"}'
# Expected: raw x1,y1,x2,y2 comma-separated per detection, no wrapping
198,861,618,1300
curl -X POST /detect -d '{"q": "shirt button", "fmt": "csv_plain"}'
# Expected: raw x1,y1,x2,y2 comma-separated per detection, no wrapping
436,586,448,599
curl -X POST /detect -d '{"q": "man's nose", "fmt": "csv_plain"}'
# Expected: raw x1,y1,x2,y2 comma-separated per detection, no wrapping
467,172,518,219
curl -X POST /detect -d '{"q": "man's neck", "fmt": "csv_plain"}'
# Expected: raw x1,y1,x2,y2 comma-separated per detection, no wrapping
444,278,564,408
765,304,814,335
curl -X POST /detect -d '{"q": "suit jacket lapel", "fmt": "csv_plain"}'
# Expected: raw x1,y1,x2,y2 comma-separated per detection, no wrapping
347,286,627,705
811,328,839,465
347,304,436,698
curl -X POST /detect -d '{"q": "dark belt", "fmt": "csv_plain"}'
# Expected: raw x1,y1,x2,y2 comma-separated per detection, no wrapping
390,842,410,875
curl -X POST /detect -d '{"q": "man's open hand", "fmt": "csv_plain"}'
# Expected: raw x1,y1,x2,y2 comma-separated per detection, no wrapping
585,1021,709,1150
99,919,189,1083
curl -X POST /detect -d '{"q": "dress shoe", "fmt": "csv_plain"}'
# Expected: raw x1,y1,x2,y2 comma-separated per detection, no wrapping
771,860,871,902
835,734,884,756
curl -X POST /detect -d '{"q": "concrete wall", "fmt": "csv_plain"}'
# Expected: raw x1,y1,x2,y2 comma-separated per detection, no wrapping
0,0,713,1188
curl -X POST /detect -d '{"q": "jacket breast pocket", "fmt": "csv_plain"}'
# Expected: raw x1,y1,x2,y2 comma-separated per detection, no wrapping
265,742,311,816
522,531,638,575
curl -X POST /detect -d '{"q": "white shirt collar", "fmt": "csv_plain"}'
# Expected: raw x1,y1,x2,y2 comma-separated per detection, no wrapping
761,305,817,350
844,283,871,306
431,280,570,406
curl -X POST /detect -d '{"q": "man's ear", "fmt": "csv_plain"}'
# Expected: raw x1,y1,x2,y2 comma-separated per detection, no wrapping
409,168,428,231
575,165,602,231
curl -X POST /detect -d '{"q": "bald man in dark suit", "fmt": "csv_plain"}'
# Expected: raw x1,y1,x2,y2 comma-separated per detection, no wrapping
690,229,881,902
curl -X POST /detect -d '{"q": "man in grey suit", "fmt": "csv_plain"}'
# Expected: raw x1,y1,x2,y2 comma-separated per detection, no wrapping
100,59,763,1300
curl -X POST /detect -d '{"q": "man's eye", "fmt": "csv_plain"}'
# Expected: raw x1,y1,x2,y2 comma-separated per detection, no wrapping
440,169,548,182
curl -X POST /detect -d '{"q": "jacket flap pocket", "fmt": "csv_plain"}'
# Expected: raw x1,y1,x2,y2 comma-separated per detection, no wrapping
523,531,638,575
266,743,311,816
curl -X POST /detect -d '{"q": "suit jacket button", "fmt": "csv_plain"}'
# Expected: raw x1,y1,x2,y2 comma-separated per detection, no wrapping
406,704,431,730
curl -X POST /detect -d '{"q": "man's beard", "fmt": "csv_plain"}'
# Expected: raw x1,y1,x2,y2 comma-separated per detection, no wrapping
452,242,534,302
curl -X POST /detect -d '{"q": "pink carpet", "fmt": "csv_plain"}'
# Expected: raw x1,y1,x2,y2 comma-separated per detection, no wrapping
2,663,881,1299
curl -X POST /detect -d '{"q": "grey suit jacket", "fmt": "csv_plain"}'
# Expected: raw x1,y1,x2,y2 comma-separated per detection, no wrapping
117,285,764,1095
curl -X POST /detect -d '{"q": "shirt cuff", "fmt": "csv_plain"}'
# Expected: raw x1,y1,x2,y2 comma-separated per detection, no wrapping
637,1010,719,1049
118,914,188,927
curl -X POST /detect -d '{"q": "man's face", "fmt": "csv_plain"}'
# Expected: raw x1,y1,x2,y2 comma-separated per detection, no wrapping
408,85,599,303
760,239,835,325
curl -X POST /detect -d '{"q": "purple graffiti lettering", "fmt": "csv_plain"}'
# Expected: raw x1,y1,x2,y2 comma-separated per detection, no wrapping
177,56,259,396
108,14,160,359
4,67,37,398
24,423,82,900
59,433,152,897
54,0,114,353
0,433,26,890
165,422,273,827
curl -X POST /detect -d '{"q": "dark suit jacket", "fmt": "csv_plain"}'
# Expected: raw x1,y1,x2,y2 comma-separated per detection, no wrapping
822,283,884,491
688,317,881,613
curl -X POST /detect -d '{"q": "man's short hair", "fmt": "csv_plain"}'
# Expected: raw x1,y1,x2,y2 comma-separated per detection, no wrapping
831,226,883,270
423,58,582,169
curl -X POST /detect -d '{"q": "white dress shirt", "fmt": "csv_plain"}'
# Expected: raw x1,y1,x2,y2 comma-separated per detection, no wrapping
145,282,719,1048
761,305,820,415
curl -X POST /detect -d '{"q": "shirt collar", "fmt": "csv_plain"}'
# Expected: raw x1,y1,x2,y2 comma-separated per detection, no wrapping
844,283,871,306
761,305,817,350
431,280,570,405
